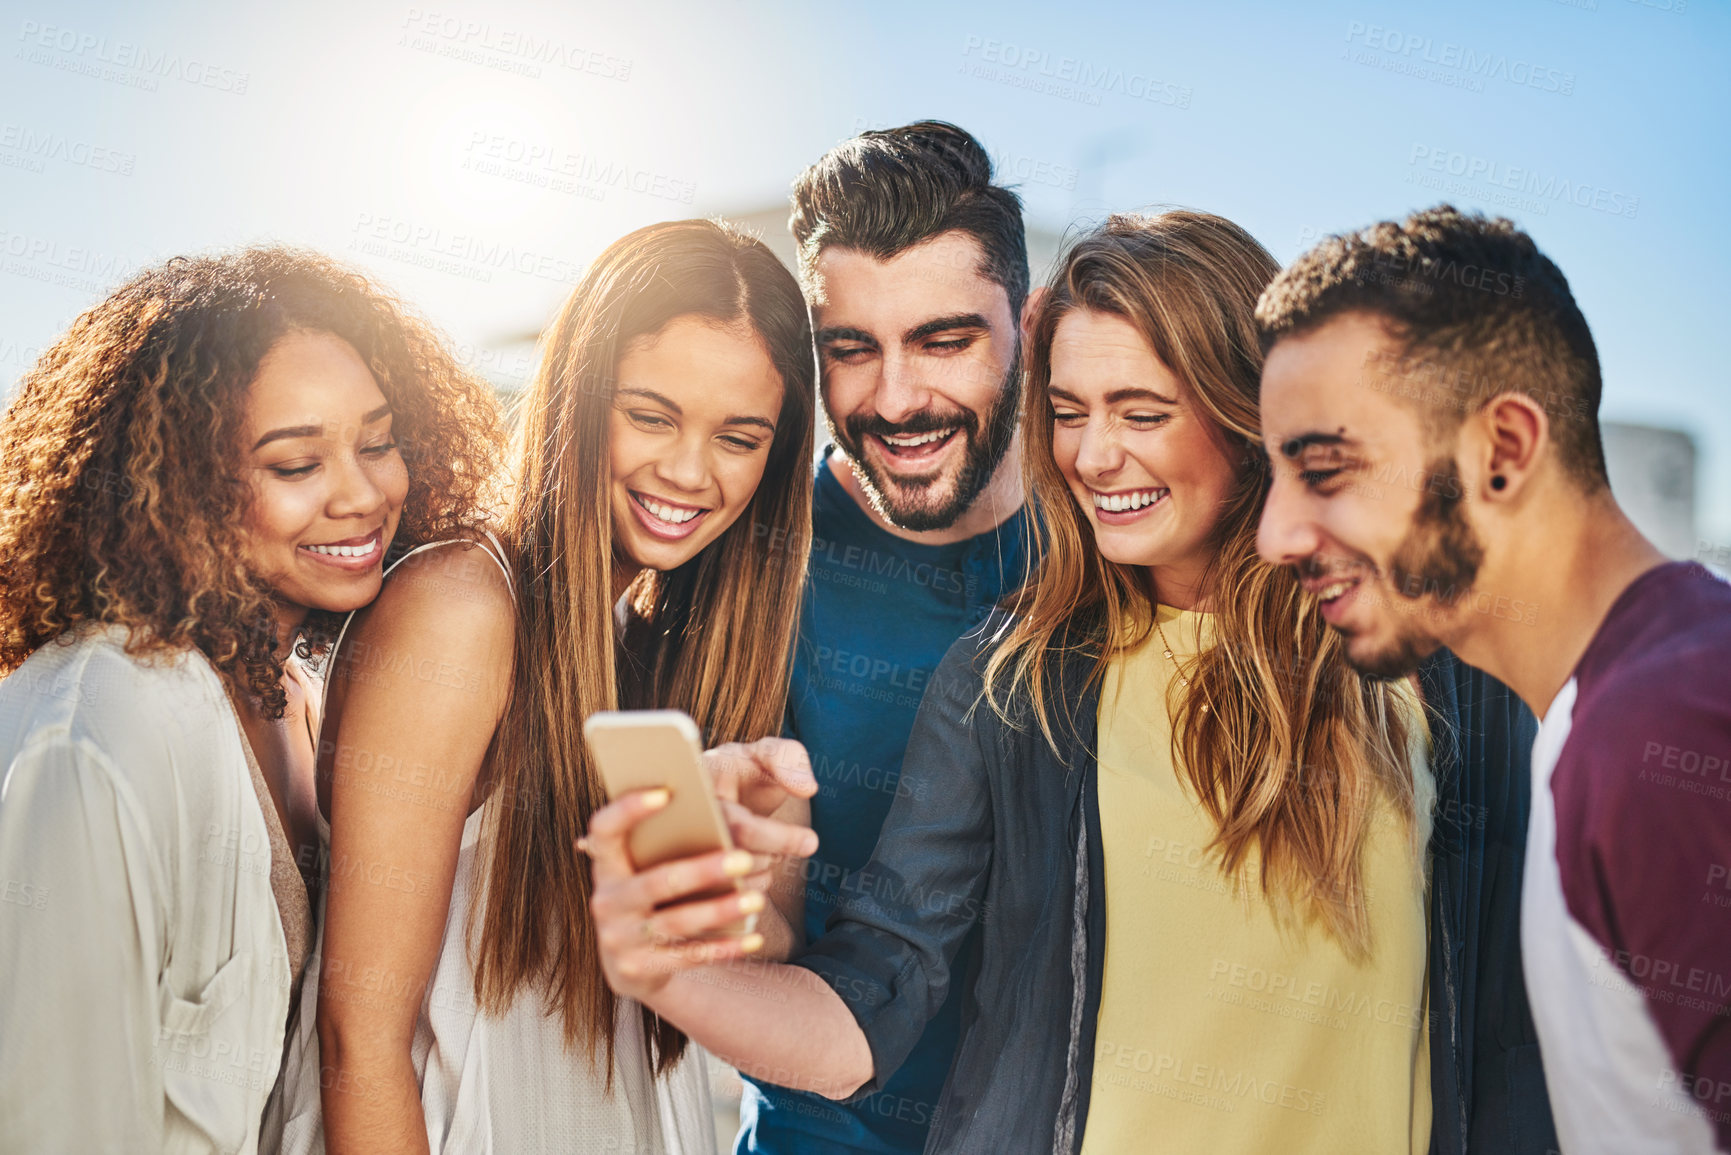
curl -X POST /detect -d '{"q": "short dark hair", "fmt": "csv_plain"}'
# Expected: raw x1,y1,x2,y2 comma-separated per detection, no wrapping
1256,204,1607,488
789,120,1029,316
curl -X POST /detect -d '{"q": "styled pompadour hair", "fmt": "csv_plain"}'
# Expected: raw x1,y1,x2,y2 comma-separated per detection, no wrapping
789,119,1029,314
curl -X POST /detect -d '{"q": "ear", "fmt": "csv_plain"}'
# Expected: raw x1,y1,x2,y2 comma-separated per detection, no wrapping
1472,391,1549,501
1019,286,1049,349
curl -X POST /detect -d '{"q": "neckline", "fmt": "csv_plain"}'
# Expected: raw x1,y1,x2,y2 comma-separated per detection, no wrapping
1145,603,1213,662
816,452,1025,557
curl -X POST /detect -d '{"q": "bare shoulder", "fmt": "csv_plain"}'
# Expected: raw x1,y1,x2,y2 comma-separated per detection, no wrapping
380,538,515,618
363,540,513,637
330,539,517,714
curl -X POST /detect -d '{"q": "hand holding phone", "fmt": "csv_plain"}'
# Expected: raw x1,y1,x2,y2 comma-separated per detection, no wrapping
582,714,820,1001
584,710,732,866
583,709,754,934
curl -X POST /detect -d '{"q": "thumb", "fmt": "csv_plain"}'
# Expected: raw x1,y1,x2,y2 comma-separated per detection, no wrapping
752,737,816,798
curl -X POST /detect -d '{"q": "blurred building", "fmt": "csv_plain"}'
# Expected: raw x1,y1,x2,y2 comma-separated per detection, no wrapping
1602,421,1697,560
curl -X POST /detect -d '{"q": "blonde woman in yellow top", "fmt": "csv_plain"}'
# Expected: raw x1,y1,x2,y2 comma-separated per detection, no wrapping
999,213,1431,1153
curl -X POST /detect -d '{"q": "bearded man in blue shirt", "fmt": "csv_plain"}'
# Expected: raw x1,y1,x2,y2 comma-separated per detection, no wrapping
734,119,1036,1154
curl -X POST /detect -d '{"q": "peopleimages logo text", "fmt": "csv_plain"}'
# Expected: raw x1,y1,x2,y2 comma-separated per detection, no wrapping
1345,22,1575,94
16,20,250,93
1408,145,1639,219
960,35,1193,108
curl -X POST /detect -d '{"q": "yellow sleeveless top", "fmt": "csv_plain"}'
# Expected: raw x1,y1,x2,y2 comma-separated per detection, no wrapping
1080,605,1433,1155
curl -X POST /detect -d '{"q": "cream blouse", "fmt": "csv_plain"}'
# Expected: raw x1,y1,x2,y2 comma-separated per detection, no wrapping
0,625,293,1153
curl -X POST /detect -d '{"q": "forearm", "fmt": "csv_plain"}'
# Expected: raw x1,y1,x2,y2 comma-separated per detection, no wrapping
317,1028,432,1155
760,855,808,959
646,960,872,1098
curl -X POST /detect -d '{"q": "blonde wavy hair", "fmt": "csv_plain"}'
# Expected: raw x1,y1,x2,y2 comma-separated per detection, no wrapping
986,212,1415,955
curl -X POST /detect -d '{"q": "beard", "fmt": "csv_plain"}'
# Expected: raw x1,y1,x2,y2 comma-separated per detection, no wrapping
1339,454,1486,680
827,351,1021,533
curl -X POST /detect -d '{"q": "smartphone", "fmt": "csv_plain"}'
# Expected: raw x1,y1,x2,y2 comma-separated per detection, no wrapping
583,709,754,934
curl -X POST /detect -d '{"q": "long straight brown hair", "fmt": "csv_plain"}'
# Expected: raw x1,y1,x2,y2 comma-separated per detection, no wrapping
986,212,1414,956
474,219,815,1073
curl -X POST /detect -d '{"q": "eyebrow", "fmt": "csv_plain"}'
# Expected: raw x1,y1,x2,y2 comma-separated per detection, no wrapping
617,386,683,415
903,313,991,344
252,403,392,451
1278,431,1356,458
815,326,876,348
814,312,993,351
1047,385,1179,406
617,386,776,433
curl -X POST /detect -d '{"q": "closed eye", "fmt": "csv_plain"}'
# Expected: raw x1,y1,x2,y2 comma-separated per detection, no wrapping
924,337,973,354
1300,469,1343,485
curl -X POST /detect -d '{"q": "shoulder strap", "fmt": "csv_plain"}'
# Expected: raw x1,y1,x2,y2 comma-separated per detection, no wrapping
321,532,516,713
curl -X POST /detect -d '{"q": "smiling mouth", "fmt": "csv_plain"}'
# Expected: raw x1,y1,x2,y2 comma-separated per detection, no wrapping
1310,578,1359,602
299,528,384,570
1302,570,1369,623
871,427,960,464
630,491,711,540
1090,487,1168,516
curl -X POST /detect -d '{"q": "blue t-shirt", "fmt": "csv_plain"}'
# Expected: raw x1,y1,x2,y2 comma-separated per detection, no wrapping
736,454,1031,1155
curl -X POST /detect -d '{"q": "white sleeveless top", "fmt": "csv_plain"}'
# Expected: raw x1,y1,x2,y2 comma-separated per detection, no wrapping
265,535,715,1154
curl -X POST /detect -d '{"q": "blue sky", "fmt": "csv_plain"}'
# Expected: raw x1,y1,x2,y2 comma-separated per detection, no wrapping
2,0,1725,540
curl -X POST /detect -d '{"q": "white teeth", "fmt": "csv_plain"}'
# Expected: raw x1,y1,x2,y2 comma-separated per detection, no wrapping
639,496,700,524
1317,580,1355,601
881,429,953,448
304,538,378,559
1091,488,1166,513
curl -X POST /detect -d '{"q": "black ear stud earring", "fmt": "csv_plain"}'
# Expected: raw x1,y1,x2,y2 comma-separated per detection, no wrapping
1490,475,1507,491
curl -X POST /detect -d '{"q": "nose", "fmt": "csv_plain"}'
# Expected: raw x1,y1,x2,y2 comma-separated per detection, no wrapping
1073,415,1124,481
655,431,712,494
327,450,389,520
873,348,934,426
1256,472,1323,567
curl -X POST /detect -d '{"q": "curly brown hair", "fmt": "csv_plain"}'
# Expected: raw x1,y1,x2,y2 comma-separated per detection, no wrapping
0,246,504,716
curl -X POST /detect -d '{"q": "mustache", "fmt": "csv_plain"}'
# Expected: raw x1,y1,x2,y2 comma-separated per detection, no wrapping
844,408,979,443
1298,555,1377,582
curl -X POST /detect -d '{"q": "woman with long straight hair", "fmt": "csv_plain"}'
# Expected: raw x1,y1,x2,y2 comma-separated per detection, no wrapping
0,248,501,1154
582,211,1438,1153
270,218,818,1155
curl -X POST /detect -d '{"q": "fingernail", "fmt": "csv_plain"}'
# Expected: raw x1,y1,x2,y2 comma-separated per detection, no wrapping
642,789,670,809
723,850,754,876
802,832,819,856
738,890,766,914
741,933,764,953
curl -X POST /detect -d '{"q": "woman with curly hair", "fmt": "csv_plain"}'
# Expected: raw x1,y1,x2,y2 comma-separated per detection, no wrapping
269,218,820,1155
0,247,502,1155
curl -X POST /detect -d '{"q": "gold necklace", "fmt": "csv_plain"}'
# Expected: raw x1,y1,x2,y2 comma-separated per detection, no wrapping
1154,613,1208,712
